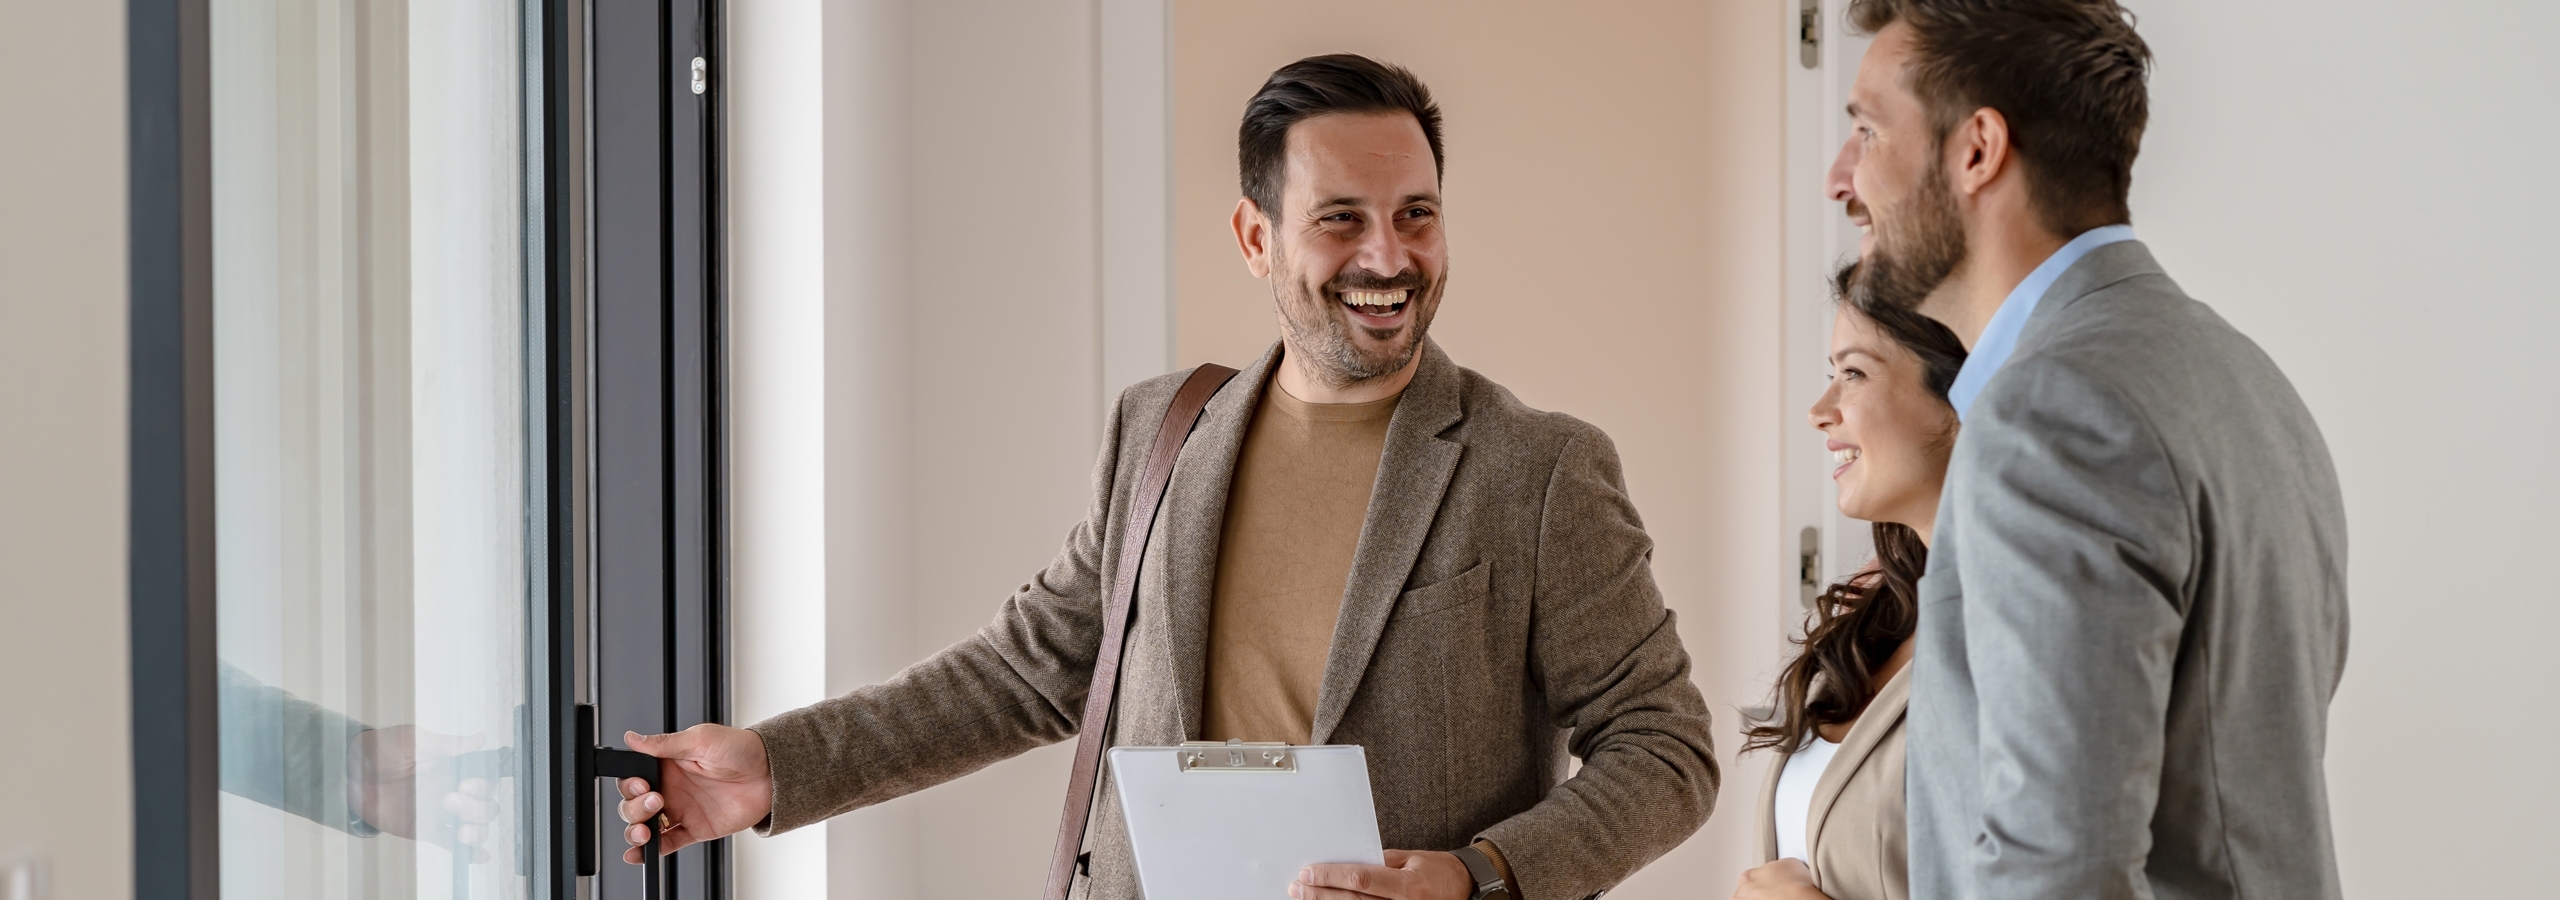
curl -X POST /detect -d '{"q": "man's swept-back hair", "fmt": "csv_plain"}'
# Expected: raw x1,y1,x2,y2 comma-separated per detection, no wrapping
1238,54,1444,218
1848,0,2151,235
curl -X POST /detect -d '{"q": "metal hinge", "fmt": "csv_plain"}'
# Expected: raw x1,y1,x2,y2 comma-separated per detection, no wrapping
1799,0,1821,69
690,56,707,95
1798,526,1822,609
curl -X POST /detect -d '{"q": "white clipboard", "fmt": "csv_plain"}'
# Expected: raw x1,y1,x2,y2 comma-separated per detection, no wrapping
1110,742,1384,900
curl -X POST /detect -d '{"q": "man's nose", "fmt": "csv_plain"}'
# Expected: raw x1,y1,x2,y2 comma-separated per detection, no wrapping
1827,135,1860,204
1351,217,1413,273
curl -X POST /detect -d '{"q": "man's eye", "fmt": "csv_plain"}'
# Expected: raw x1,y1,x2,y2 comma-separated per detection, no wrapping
1403,207,1434,219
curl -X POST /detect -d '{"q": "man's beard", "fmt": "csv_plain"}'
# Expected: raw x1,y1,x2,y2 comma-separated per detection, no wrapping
1849,162,1968,314
1271,245,1442,388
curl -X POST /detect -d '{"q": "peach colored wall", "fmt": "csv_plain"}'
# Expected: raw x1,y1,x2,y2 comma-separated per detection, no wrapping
1173,1,1788,895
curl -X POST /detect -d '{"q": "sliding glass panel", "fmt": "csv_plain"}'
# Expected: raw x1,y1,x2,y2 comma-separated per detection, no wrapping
209,0,550,896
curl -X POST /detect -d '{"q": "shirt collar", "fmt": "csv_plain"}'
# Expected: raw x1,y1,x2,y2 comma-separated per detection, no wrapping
1946,224,2138,420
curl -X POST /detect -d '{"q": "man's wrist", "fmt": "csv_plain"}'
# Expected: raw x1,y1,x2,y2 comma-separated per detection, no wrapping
1473,839,1515,889
1451,840,1516,899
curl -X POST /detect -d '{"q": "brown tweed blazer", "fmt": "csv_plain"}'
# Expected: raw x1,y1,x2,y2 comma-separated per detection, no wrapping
746,341,1720,900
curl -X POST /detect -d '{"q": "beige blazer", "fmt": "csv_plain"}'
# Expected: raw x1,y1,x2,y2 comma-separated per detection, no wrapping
1754,664,1910,900
746,341,1719,900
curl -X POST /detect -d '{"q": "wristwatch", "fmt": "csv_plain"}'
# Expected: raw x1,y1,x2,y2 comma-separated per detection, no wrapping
1450,841,1514,900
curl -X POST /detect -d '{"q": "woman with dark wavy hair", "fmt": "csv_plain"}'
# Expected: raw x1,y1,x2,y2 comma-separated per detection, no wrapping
1731,278,1966,900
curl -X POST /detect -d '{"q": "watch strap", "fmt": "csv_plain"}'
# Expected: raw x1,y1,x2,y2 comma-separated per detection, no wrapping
1451,842,1513,900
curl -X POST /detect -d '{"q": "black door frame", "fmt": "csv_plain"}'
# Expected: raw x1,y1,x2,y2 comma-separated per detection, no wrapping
564,0,729,897
127,0,217,894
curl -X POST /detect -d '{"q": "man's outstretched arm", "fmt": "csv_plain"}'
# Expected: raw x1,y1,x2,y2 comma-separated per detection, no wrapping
614,384,1146,857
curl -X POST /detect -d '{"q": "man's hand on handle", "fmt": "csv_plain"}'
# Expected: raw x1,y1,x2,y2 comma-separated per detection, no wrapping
614,723,774,864
1292,849,1472,900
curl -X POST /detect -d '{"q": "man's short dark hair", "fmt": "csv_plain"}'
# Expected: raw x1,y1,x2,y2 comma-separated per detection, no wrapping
1849,0,2151,235
1238,54,1444,219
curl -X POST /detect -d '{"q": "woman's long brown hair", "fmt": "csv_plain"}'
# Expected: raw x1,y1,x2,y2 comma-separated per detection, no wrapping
1743,279,1967,755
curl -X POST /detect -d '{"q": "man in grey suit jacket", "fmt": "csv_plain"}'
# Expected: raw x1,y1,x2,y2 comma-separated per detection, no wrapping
1831,2,2349,898
600,55,1718,900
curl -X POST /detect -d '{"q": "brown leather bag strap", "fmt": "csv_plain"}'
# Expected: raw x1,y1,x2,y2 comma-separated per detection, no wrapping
1042,363,1240,900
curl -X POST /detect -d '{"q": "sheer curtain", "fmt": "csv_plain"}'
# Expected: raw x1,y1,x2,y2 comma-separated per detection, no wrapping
211,0,538,896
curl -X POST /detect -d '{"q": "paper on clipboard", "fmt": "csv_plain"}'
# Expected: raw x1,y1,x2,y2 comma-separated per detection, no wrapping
1110,742,1384,900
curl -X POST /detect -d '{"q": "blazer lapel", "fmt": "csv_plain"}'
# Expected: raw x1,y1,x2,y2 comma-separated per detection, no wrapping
1156,344,1278,739
1802,662,1914,864
1307,342,1466,744
1755,752,1784,863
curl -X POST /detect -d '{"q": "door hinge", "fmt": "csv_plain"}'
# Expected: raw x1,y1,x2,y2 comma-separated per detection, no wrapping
690,56,708,95
1799,0,1822,69
1798,526,1823,609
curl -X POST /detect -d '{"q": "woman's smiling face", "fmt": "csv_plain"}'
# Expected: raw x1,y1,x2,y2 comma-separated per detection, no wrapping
1809,306,1960,539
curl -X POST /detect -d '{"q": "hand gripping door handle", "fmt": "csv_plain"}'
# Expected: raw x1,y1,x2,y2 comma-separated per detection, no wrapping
1040,363,1240,900
579,703,667,900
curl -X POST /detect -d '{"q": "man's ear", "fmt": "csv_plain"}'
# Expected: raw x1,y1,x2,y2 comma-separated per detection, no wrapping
1232,197,1274,279
1951,107,2014,198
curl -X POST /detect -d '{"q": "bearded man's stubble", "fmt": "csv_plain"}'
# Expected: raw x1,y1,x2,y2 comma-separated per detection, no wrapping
1268,236,1445,388
1850,159,1969,316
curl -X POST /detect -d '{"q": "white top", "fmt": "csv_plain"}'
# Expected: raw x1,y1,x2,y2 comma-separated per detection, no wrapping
1774,735,1844,864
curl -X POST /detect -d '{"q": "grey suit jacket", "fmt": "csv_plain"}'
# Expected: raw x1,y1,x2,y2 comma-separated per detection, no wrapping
747,341,1720,900
1755,664,1910,900
1906,241,2350,900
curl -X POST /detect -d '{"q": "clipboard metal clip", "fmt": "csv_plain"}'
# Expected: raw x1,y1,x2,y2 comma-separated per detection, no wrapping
1175,740,1296,773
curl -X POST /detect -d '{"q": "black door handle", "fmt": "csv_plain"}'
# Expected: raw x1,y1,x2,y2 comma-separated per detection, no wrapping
578,704,665,900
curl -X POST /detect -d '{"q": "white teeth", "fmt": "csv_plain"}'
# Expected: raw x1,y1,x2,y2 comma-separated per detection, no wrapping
1342,289,1409,309
1832,447,1861,463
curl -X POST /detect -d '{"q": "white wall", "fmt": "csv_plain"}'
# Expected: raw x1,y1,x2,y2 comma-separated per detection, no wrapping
726,0,1172,896
727,0,833,895
0,0,133,896
2126,2,2560,892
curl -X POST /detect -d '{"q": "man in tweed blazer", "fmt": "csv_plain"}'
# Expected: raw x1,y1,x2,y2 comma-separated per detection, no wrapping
606,55,1718,900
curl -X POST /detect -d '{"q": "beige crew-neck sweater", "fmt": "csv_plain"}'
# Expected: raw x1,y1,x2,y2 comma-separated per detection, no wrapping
1199,379,1401,744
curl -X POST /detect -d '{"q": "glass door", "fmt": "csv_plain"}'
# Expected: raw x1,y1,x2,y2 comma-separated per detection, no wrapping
136,0,725,894
205,0,555,896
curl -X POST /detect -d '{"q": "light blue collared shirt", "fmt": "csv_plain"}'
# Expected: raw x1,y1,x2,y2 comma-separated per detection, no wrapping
1946,224,2138,420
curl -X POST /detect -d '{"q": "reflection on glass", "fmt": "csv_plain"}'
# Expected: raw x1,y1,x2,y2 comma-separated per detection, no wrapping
211,0,540,896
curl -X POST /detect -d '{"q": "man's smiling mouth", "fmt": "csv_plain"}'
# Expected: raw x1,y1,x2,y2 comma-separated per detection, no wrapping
1341,289,1410,312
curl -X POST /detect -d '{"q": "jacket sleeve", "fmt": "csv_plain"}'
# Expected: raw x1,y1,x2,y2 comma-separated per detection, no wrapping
746,390,1135,835
1478,424,1721,900
1950,360,2190,899
217,659,371,834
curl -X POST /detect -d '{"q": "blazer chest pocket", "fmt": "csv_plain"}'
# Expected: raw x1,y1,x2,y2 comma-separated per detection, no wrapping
1390,561,1489,619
